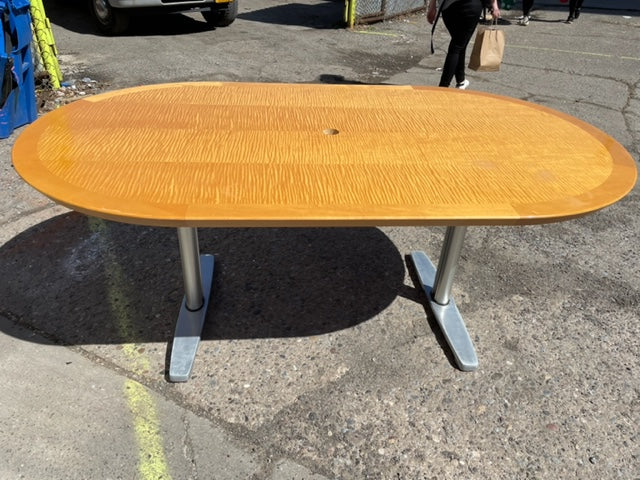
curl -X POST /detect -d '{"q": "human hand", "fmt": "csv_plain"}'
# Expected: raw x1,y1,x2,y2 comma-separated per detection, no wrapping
491,0,501,17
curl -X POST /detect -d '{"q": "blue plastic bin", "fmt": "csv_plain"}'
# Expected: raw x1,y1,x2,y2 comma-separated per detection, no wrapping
1,0,37,139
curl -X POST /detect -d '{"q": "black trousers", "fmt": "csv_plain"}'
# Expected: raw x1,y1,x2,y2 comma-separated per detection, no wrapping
523,0,534,15
439,0,482,87
569,0,584,16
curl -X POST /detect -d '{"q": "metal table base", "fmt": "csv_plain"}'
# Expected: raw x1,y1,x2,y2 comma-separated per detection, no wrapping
168,225,478,381
169,227,214,382
410,226,478,371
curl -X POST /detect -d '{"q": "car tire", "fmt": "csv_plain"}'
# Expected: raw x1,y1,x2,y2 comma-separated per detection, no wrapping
88,0,130,35
202,1,238,27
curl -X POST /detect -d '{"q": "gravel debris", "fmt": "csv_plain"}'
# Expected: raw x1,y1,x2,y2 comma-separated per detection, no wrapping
35,72,109,113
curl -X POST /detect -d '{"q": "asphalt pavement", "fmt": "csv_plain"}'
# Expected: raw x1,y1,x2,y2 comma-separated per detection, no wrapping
0,1,639,479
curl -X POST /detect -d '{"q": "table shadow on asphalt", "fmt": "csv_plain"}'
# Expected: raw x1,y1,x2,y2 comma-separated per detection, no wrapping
403,253,463,370
0,212,407,347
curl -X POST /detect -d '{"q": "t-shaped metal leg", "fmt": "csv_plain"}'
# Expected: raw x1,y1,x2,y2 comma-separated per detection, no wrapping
169,227,214,382
410,226,478,371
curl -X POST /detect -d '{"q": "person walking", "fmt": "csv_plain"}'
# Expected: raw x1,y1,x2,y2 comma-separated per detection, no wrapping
566,0,584,23
517,0,534,25
427,0,501,89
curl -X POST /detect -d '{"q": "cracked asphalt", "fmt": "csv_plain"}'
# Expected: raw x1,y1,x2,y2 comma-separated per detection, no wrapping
1,0,639,478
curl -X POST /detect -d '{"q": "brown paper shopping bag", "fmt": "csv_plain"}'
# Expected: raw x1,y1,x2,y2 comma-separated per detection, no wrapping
468,23,505,72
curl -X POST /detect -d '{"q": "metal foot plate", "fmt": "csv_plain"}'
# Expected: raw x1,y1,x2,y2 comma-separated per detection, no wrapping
410,251,478,371
169,254,215,382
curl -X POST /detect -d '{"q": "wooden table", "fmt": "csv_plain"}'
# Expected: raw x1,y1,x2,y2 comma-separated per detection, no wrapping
12,82,636,381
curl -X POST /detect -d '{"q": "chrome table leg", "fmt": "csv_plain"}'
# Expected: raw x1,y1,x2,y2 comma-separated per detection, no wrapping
410,226,478,371
169,227,214,382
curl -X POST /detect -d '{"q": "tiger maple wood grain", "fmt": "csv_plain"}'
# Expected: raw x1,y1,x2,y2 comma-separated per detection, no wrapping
12,82,636,227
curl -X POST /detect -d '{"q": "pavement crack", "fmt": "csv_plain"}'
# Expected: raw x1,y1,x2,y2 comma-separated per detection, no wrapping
181,411,199,480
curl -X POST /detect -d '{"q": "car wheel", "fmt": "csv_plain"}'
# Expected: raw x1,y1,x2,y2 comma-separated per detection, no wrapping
88,0,130,35
202,1,238,27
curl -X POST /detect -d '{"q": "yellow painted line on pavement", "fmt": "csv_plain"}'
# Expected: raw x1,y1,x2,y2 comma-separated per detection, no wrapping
88,217,171,480
351,29,401,37
124,379,171,480
509,44,640,61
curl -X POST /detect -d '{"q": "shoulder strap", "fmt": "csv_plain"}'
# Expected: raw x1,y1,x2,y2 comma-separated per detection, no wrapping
430,1,445,54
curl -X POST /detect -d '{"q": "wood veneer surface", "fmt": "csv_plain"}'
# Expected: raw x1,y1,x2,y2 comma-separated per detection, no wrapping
12,82,637,227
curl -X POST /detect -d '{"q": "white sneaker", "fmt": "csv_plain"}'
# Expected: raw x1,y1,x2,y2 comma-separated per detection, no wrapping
517,15,530,25
455,79,470,90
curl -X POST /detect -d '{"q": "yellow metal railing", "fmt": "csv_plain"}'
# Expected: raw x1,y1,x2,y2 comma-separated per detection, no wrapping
345,0,356,27
30,0,62,88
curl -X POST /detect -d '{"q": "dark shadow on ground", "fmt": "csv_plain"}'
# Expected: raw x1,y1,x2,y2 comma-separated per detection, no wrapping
0,212,406,345
43,0,346,35
316,73,370,84
505,5,640,18
43,0,218,36
238,1,345,29
40,0,96,35
404,253,459,370
121,13,213,36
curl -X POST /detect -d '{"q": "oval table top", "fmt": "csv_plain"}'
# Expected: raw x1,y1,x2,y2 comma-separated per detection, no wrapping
12,82,637,227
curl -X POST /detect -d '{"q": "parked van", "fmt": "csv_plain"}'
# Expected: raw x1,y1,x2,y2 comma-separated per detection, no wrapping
88,0,238,35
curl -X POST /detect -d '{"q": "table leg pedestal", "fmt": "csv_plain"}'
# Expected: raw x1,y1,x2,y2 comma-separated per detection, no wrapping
169,227,214,382
410,226,478,371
